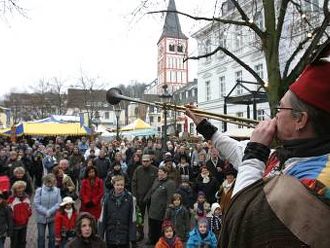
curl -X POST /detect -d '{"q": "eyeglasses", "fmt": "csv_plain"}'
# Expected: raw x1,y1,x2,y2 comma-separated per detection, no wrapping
273,105,301,114
142,160,150,163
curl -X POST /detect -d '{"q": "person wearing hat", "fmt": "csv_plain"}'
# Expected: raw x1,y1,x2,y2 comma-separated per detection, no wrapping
145,167,176,245
0,191,13,248
131,154,158,224
155,220,184,248
215,167,236,214
54,196,78,248
185,44,330,247
186,217,217,248
66,212,106,248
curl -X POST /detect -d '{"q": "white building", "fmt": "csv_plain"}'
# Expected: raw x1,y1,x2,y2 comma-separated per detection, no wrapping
191,0,323,133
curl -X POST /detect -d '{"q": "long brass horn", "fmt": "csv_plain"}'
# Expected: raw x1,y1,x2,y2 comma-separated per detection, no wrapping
106,87,259,128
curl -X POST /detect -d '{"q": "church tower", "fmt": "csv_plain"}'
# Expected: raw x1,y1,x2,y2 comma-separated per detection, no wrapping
157,0,188,95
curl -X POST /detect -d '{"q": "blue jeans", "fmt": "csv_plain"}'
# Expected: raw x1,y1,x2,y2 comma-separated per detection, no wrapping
37,222,55,248
0,237,5,248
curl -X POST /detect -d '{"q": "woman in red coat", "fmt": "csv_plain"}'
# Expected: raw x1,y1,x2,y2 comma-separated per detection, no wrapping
55,196,78,247
79,166,104,219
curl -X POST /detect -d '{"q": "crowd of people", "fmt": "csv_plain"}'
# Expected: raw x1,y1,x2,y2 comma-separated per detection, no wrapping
1,43,329,248
0,135,234,248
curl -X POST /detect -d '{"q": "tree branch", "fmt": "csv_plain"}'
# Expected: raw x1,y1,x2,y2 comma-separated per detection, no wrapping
148,9,247,26
285,0,330,84
230,0,265,38
283,33,312,78
187,45,265,85
276,0,290,43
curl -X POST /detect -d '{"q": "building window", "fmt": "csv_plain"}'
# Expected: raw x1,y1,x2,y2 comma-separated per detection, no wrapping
235,71,243,95
169,44,175,52
254,63,264,79
234,26,243,50
149,116,154,123
254,11,264,30
219,76,226,97
177,44,183,53
236,112,244,128
105,112,110,119
303,0,319,12
186,91,189,98
257,109,265,121
205,39,212,62
190,122,194,134
205,81,211,101
158,116,161,122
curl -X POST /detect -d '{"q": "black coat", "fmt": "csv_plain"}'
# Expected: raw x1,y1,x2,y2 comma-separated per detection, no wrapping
0,204,13,237
66,236,106,248
102,189,136,245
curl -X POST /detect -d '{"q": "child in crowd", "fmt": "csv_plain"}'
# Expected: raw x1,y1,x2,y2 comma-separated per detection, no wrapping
186,217,217,248
8,180,32,248
0,191,13,248
192,191,210,222
207,202,222,239
176,177,195,210
66,212,106,248
165,193,190,242
155,220,184,248
55,197,78,248
101,175,135,247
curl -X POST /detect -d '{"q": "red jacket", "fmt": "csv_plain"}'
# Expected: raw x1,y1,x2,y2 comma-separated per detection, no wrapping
155,237,184,248
55,210,78,240
79,177,104,219
8,195,32,227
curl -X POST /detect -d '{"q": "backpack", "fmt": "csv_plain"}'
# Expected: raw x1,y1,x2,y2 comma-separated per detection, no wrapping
0,175,10,193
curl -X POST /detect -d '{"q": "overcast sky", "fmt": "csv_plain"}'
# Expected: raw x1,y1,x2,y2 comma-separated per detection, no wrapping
0,0,217,98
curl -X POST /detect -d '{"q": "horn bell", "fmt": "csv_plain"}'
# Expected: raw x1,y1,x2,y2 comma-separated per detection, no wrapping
106,88,122,105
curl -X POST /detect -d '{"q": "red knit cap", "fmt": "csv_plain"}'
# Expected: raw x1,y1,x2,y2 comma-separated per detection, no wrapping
162,219,174,231
289,61,330,113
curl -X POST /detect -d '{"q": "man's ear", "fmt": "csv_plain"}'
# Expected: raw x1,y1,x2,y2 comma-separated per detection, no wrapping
296,112,309,130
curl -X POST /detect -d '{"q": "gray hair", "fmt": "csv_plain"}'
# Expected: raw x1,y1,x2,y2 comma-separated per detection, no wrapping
289,90,330,136
13,166,25,175
11,180,27,192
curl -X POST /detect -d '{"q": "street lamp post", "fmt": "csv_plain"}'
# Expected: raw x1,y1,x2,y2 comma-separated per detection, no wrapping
159,84,172,150
114,107,122,141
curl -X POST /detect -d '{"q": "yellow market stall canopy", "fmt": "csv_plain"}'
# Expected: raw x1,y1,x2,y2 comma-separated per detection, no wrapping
0,122,91,137
120,118,151,131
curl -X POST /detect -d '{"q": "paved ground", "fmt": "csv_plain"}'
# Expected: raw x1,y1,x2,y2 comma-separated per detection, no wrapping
4,200,153,248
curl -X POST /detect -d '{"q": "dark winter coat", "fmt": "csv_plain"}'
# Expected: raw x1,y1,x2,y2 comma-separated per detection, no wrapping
194,175,219,204
177,185,195,209
146,177,176,221
66,236,106,248
131,165,158,203
102,189,136,245
94,157,111,180
165,204,190,241
0,204,13,237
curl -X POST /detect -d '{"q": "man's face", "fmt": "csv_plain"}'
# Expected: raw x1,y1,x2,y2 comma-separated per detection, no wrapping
276,91,299,141
114,179,125,194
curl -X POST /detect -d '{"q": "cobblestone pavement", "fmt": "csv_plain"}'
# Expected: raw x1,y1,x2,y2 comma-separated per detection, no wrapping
4,200,153,248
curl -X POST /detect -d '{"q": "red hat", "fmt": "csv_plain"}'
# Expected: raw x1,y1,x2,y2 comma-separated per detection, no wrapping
162,219,174,231
289,61,330,113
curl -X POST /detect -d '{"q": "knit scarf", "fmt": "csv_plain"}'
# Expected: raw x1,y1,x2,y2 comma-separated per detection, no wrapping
275,136,330,169
210,215,222,232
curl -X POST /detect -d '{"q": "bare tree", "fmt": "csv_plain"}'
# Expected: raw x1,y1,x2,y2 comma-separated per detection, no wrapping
50,77,66,115
0,0,26,17
75,70,104,125
148,0,330,112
